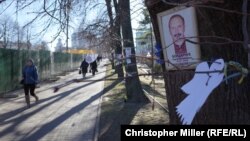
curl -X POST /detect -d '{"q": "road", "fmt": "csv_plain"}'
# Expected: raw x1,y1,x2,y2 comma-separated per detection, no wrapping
0,60,107,141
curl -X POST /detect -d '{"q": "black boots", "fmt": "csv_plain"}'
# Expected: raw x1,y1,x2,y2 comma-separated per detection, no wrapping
25,95,39,108
34,95,39,102
25,95,30,108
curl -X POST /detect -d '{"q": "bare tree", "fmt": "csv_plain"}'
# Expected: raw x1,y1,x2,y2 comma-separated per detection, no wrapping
11,0,82,45
120,0,148,102
83,0,147,102
0,16,11,48
104,0,124,77
0,15,19,48
22,25,33,50
41,41,49,50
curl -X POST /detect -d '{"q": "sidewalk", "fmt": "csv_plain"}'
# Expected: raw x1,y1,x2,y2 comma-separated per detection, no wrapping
0,60,108,141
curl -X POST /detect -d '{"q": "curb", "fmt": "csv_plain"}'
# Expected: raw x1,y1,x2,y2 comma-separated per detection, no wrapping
143,89,169,113
94,94,102,141
2,93,19,98
94,59,107,141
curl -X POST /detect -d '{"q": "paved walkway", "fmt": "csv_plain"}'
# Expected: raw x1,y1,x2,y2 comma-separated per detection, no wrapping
0,60,107,141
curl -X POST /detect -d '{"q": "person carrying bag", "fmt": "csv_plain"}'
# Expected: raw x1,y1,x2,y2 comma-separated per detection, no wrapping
80,59,89,78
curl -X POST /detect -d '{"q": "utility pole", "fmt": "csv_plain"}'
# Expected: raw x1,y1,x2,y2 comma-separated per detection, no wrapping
16,0,20,50
150,22,154,83
66,0,70,51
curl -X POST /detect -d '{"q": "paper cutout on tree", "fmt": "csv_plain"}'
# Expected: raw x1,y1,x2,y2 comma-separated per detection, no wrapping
176,59,225,125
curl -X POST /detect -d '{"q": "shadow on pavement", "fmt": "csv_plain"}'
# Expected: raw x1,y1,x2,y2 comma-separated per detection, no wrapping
98,84,147,141
98,103,146,141
0,72,116,141
20,78,122,141
0,72,115,124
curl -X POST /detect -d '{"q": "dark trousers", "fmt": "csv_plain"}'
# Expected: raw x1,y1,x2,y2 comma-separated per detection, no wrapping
24,84,36,96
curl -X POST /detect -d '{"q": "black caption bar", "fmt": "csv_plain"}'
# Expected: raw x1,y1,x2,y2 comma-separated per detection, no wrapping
121,125,250,141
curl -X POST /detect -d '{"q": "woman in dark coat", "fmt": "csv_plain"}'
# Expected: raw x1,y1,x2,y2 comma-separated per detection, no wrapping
90,60,97,76
22,59,39,108
80,59,89,78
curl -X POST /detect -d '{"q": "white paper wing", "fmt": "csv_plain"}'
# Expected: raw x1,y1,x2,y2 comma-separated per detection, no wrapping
177,59,225,125
181,62,209,95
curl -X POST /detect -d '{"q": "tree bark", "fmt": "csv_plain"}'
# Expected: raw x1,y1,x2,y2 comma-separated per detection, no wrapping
113,0,124,78
105,0,124,77
105,0,114,27
146,0,250,124
120,0,148,103
105,0,115,70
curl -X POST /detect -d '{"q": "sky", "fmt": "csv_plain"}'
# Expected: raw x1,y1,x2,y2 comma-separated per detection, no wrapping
0,0,144,51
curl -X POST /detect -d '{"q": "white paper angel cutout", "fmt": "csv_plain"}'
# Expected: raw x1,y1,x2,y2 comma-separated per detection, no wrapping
176,59,225,125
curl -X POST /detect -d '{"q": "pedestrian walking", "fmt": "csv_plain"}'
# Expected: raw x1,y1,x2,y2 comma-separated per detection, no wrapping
90,60,98,76
22,59,39,108
97,54,102,63
80,59,89,78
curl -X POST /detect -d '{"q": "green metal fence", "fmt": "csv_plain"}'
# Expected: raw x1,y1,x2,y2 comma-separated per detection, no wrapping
0,49,20,93
53,52,71,74
72,53,83,69
38,50,51,80
0,48,82,94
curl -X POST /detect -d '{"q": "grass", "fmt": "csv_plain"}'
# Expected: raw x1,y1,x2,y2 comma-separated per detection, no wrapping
98,63,169,141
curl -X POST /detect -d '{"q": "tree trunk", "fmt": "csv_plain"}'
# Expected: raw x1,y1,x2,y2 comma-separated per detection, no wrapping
105,0,114,26
3,22,7,49
105,0,115,70
111,52,115,69
105,0,124,77
146,0,250,124
113,0,124,78
120,0,148,103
